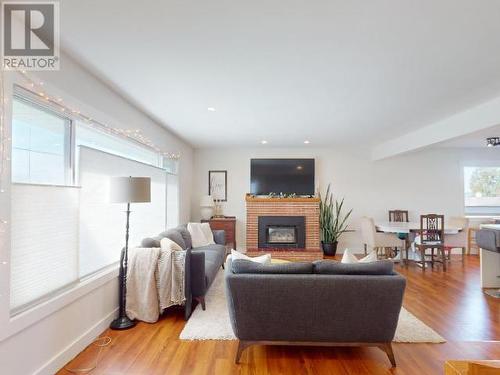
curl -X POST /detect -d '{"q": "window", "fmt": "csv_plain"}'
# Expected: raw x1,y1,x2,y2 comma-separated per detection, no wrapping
464,166,500,215
11,97,71,185
75,122,160,169
8,88,180,314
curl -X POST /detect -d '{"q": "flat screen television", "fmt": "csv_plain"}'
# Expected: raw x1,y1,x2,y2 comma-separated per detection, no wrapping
250,158,315,195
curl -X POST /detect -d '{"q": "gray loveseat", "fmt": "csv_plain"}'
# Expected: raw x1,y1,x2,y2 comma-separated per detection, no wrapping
225,258,406,366
142,224,226,319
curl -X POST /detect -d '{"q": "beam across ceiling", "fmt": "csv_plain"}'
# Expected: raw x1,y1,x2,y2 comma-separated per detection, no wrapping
372,96,500,160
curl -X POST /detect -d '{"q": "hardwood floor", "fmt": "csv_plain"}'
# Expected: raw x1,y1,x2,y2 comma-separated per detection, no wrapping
58,256,499,375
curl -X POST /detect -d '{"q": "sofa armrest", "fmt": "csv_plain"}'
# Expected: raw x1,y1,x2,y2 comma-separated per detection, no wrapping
190,250,206,297
184,248,192,320
213,230,226,245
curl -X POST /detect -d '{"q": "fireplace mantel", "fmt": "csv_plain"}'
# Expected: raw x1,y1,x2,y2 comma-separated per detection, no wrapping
245,195,320,203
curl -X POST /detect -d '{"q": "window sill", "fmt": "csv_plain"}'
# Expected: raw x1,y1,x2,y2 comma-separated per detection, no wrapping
0,265,119,342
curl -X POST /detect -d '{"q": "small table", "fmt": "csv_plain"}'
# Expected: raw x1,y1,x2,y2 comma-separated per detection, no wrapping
375,221,462,263
202,216,236,251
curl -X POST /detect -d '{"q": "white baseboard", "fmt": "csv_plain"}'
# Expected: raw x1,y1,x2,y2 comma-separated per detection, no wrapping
34,308,118,375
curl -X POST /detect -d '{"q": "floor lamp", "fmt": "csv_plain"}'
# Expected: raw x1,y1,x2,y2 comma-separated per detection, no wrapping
109,176,151,330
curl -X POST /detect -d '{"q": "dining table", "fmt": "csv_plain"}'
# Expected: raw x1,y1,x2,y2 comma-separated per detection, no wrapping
375,221,463,263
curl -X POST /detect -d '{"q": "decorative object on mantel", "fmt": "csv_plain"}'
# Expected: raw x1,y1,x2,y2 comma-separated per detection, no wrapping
209,170,227,201
200,195,215,220
245,193,320,202
319,184,353,256
267,192,297,198
109,176,151,330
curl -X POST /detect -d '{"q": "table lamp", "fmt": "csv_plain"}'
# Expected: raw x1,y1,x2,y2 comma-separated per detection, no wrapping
200,195,215,220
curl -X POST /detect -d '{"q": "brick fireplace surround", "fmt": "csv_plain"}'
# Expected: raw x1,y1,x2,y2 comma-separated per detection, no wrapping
246,195,323,261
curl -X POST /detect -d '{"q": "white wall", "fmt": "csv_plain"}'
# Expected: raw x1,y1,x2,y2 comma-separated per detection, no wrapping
0,52,194,375
191,146,500,252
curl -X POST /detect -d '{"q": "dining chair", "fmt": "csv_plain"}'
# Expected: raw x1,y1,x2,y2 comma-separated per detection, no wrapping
444,217,468,263
388,210,409,223
415,214,446,271
360,216,404,258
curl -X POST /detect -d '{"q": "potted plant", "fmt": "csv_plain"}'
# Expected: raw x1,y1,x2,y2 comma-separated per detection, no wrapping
319,184,352,256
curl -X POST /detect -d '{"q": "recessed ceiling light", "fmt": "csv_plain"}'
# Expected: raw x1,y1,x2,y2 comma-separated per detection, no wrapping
207,107,216,112
261,140,268,144
304,140,310,144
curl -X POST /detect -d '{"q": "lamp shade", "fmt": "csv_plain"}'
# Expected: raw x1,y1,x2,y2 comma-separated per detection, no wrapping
200,195,215,207
110,176,151,203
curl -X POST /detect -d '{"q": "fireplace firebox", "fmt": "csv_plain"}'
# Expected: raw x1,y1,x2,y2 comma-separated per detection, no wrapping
258,216,305,249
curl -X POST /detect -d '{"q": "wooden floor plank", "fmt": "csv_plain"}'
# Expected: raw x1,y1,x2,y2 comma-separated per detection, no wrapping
57,256,500,375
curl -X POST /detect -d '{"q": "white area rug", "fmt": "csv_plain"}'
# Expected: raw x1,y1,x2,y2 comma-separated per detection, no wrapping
180,271,446,343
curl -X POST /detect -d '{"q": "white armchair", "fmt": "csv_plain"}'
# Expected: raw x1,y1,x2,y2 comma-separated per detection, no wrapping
444,217,469,262
360,216,405,258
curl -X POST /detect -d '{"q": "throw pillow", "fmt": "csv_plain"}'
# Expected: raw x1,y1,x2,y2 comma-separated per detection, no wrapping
230,249,271,264
359,250,378,263
187,223,210,248
341,248,359,263
160,237,182,252
200,222,215,245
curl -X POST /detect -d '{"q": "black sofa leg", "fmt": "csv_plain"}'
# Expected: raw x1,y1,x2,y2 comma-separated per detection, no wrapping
195,296,206,311
235,341,252,364
184,298,192,321
379,343,396,367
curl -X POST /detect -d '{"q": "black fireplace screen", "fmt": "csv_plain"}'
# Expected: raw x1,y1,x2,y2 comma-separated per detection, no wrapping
258,216,305,248
267,226,297,244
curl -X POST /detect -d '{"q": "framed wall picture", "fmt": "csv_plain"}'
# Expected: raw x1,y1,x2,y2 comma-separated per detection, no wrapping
209,170,227,201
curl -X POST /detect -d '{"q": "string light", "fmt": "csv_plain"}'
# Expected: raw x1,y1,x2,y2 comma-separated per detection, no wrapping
17,71,181,160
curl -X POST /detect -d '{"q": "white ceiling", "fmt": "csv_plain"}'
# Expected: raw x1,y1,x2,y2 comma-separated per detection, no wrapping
60,0,500,148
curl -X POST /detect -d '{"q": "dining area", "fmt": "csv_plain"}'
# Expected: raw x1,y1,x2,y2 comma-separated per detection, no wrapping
360,210,470,271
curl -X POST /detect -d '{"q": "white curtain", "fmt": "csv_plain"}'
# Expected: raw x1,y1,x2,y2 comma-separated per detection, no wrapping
78,146,167,277
10,184,80,311
166,173,179,229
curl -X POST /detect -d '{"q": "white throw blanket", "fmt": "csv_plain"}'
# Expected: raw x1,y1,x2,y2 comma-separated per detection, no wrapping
126,247,186,323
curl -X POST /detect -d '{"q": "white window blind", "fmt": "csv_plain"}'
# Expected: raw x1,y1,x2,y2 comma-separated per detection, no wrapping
11,97,71,185
166,173,179,229
78,146,167,277
10,184,80,312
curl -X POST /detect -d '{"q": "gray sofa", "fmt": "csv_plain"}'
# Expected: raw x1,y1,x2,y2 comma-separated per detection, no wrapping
225,258,406,367
142,224,226,319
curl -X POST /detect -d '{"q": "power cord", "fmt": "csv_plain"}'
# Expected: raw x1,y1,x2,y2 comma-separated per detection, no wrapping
64,336,112,373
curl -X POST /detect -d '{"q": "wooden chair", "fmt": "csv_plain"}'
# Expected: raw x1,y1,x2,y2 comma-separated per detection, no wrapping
415,214,446,271
388,210,409,223
467,227,480,255
388,210,409,261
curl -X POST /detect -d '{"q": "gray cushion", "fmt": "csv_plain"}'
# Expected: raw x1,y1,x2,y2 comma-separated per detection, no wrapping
232,259,313,274
313,260,394,275
194,244,226,253
141,236,162,248
159,229,186,249
176,225,193,249
199,251,221,286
